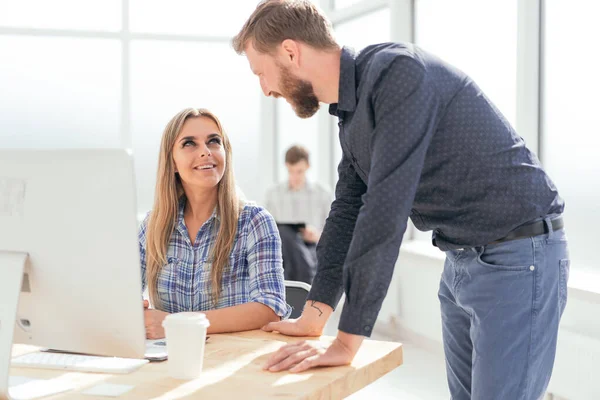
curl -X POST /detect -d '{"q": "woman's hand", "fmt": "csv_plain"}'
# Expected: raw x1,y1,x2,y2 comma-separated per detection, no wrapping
262,300,331,337
143,301,169,339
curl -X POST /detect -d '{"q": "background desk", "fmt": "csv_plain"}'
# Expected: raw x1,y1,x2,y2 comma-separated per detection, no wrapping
10,330,403,399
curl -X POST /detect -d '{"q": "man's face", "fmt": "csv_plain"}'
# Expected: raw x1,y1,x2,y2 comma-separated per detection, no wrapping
245,41,320,118
286,160,309,190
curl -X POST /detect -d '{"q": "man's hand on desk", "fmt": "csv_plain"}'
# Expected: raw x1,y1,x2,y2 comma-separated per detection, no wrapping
261,300,364,372
143,299,169,339
262,331,364,373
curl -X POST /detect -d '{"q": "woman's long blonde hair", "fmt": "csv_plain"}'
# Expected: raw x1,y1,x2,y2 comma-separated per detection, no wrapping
146,108,240,308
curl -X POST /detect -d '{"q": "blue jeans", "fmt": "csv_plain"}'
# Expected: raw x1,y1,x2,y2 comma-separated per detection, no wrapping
439,218,569,400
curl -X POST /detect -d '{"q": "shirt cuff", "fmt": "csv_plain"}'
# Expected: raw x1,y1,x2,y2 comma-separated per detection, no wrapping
306,271,344,311
253,293,292,319
338,301,377,337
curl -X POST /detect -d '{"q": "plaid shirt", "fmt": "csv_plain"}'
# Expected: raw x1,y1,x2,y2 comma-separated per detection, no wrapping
139,200,291,318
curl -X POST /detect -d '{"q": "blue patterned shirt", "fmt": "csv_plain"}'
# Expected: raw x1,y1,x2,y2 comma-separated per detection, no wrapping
309,44,563,336
139,200,291,319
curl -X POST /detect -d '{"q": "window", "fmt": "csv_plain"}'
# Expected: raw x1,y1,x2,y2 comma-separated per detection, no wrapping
0,36,121,148
129,0,258,37
0,0,263,216
542,0,600,272
0,0,121,31
334,0,368,10
334,8,391,53
415,0,518,127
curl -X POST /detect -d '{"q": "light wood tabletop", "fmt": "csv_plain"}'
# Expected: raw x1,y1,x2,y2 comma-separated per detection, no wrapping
9,330,403,399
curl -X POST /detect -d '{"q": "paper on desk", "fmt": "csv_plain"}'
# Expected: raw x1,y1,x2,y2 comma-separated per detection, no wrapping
8,376,74,400
82,383,135,397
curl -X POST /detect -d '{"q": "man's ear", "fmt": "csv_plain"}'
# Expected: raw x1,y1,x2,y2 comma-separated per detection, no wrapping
280,39,300,67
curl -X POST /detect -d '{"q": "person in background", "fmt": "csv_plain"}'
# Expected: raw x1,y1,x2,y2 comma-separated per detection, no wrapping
139,107,291,339
265,145,332,284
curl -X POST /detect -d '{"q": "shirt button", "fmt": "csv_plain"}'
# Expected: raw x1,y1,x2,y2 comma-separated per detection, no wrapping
363,325,372,333
529,265,535,271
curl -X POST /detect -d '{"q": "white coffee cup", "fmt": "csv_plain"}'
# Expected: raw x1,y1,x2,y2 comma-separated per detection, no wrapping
162,312,210,380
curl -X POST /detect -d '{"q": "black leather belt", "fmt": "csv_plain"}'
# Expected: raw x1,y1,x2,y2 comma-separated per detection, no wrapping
490,216,564,245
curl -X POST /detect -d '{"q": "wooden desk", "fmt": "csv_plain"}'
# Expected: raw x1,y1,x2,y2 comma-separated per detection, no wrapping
9,330,403,399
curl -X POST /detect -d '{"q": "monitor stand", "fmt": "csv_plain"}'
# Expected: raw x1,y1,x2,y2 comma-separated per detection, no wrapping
0,251,26,400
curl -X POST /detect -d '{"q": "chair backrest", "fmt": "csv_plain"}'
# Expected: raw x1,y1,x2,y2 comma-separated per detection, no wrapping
284,280,311,319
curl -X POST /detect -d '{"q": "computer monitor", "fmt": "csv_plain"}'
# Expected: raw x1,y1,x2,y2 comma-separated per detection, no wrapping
0,149,146,392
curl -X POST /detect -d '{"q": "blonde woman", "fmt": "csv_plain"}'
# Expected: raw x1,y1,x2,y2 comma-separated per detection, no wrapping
139,108,290,339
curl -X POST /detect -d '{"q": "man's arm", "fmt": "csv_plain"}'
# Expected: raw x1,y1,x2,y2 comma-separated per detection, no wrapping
307,152,368,311
338,55,437,336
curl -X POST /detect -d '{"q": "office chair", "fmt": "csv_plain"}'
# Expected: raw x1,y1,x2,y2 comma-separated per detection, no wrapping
284,280,311,319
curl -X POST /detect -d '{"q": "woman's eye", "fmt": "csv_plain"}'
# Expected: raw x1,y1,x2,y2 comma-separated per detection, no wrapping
183,140,195,147
208,138,222,145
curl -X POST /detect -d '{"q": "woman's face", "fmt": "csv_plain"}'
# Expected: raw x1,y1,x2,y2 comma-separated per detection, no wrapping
172,116,226,191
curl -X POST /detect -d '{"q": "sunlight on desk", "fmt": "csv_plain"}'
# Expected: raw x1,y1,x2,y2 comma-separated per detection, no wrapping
10,330,402,399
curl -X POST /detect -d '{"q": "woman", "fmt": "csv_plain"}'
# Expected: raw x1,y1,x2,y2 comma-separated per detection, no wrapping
139,108,290,339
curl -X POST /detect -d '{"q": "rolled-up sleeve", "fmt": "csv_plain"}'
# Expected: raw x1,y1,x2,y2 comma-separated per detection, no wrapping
246,207,292,319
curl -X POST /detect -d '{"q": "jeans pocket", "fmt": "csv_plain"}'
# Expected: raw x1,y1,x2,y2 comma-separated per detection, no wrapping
475,241,533,271
559,259,570,315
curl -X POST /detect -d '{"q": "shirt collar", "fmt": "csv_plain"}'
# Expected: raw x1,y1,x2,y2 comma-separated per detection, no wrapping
329,46,358,116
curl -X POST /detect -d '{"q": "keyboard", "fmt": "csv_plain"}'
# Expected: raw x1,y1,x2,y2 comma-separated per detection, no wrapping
11,351,149,374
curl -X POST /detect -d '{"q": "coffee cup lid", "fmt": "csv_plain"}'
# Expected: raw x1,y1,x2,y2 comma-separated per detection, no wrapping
162,312,210,327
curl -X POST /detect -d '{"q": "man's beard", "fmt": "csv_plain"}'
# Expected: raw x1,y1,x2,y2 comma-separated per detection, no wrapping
278,65,320,119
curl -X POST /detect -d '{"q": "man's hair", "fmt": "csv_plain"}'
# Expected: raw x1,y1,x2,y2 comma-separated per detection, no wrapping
285,145,310,165
232,0,338,54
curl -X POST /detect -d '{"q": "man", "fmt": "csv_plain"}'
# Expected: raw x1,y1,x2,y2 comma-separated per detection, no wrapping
265,145,332,284
232,1,569,399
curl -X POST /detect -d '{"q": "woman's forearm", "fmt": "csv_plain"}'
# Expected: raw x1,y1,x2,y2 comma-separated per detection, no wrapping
202,302,279,334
